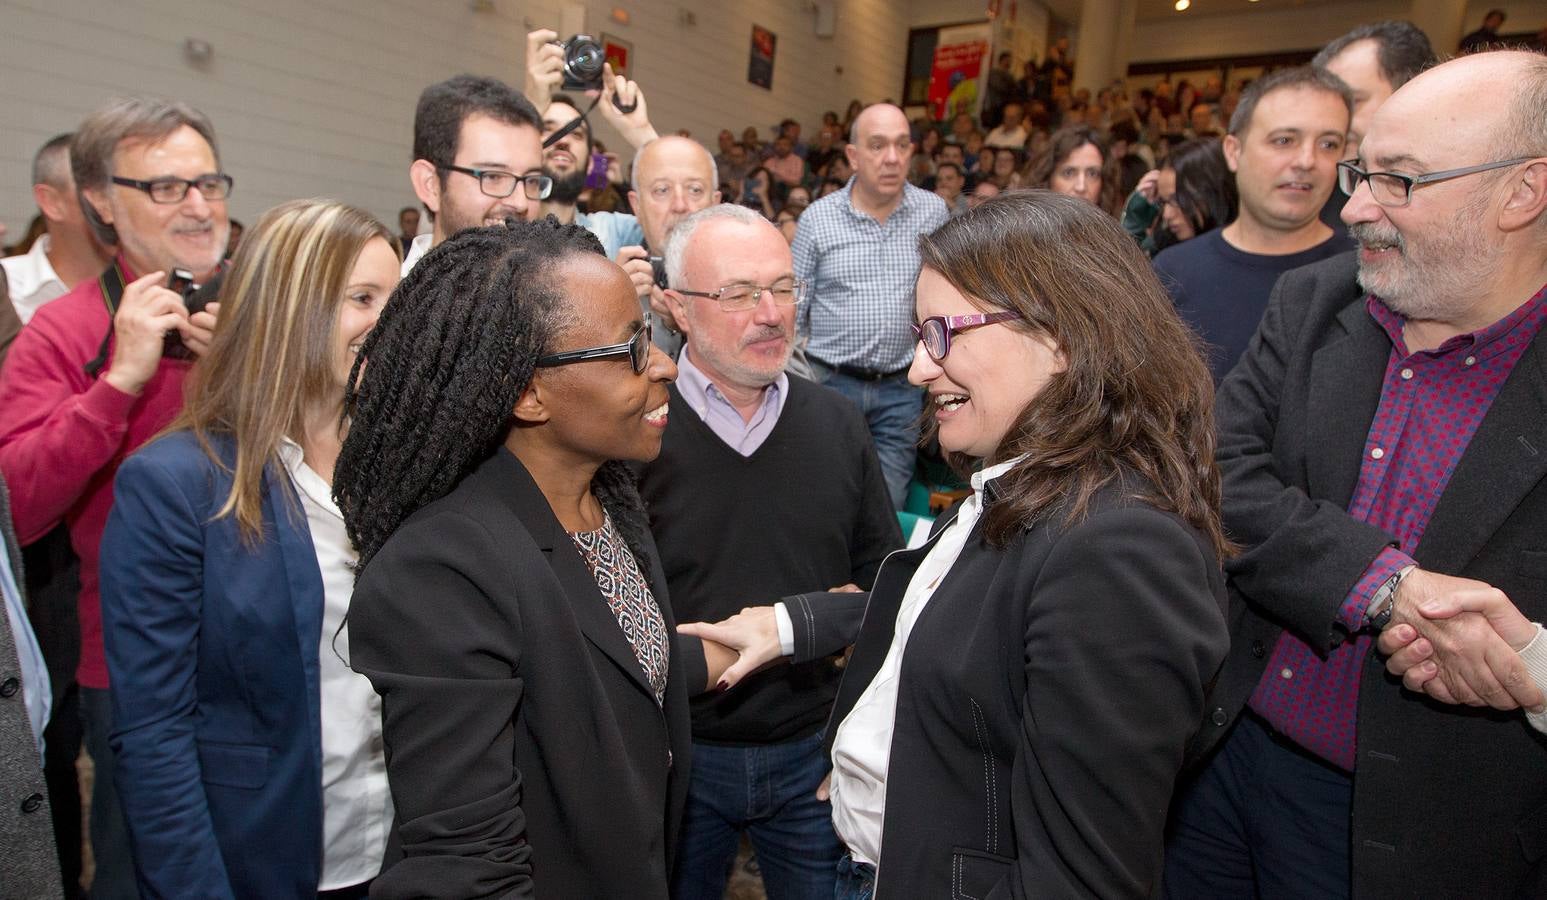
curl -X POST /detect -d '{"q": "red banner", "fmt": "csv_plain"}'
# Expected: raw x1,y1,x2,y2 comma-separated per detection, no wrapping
927,40,987,121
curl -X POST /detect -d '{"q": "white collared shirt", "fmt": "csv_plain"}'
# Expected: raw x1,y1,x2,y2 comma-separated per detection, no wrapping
277,439,390,889
400,233,433,277
1,235,68,324
828,456,1023,871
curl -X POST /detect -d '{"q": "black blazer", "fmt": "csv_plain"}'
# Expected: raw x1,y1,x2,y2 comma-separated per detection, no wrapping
1198,252,1547,898
347,449,696,899
790,478,1228,899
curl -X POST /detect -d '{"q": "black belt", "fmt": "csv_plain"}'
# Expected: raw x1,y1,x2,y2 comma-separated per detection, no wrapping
811,355,909,382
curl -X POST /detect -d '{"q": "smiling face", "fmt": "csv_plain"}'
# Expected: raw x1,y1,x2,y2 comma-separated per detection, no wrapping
332,236,400,391
428,114,544,237
671,217,797,393
1224,85,1349,234
528,253,677,465
89,125,230,279
909,267,1065,459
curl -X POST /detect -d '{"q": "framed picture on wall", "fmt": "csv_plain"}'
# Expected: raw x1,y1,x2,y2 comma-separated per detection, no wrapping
602,33,632,79
748,25,776,89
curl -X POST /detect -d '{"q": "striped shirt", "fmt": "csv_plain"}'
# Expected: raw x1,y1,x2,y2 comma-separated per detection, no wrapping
792,179,949,372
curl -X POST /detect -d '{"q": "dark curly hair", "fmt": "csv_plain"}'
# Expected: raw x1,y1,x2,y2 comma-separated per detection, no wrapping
334,216,655,574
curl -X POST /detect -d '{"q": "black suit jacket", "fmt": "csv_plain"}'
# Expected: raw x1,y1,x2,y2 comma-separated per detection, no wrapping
348,449,695,899
792,479,1228,899
1197,251,1547,898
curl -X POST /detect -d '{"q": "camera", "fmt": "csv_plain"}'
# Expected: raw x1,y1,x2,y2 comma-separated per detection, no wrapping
162,267,225,359
558,34,606,92
648,256,669,290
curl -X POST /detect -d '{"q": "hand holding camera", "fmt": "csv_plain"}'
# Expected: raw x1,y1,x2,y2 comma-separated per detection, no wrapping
103,271,192,397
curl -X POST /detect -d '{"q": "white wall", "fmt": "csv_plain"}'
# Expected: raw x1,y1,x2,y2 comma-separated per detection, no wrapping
1129,0,1545,65
0,0,909,239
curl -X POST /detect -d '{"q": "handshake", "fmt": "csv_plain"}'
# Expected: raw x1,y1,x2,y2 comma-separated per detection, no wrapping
1377,567,1546,717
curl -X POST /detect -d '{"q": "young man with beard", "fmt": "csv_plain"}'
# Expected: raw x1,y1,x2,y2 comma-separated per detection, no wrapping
401,74,547,275
1153,66,1353,382
1164,50,1547,900
524,29,658,260
640,204,898,900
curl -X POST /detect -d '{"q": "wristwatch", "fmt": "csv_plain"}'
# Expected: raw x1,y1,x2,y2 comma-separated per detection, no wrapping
1366,565,1417,632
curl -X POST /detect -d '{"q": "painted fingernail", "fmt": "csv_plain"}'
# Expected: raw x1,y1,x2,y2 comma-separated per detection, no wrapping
716,679,729,692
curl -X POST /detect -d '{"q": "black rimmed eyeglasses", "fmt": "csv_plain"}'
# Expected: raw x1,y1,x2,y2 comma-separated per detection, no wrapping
912,311,1022,361
1336,158,1536,208
111,173,233,204
536,320,653,375
439,164,554,200
673,279,808,312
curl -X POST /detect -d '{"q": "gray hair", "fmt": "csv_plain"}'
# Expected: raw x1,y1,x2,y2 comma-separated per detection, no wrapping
629,135,718,195
32,134,73,189
73,96,220,245
1504,53,1547,161
663,203,767,288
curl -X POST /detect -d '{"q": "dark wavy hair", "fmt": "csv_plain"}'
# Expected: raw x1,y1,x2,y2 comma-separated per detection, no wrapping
917,191,1229,558
334,217,654,573
1023,125,1120,215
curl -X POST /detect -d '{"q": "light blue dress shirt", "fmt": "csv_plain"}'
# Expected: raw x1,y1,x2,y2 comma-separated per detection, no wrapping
1,543,50,758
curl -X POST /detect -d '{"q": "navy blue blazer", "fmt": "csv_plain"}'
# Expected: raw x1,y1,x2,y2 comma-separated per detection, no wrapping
99,430,332,899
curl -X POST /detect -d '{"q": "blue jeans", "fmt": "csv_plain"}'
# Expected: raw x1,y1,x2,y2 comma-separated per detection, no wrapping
809,363,921,510
833,854,875,900
80,687,137,900
1163,714,1353,900
671,732,842,900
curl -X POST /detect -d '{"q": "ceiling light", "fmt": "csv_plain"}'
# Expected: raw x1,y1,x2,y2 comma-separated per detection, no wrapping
1175,0,1190,9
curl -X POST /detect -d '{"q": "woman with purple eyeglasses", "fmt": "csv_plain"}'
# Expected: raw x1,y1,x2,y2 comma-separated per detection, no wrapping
683,191,1230,898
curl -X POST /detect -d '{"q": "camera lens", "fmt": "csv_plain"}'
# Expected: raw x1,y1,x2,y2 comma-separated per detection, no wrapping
564,36,605,85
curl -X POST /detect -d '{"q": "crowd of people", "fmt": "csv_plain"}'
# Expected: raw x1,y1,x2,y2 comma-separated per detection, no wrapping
0,16,1544,900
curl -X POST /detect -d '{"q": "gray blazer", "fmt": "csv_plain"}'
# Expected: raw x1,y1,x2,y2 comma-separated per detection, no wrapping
0,474,62,900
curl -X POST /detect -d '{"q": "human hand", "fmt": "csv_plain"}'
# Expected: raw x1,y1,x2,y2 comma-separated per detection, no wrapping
596,63,657,148
1386,569,1544,711
615,246,655,298
815,772,831,802
646,286,678,333
182,301,220,358
1135,169,1160,203
699,637,738,692
104,271,188,395
677,606,783,691
524,29,563,114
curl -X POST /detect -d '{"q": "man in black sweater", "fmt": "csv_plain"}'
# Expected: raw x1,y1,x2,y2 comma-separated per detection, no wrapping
639,204,900,900
1153,66,1354,383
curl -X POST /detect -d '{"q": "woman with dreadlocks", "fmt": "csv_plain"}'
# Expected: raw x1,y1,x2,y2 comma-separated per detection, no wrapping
334,217,709,898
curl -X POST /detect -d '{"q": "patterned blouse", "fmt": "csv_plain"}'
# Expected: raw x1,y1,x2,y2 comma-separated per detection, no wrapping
569,511,670,705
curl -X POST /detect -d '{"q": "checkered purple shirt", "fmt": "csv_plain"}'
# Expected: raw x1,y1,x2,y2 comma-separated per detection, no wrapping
1248,283,1547,771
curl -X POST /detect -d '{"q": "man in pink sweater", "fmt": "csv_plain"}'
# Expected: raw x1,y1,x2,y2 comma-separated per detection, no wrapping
0,96,227,899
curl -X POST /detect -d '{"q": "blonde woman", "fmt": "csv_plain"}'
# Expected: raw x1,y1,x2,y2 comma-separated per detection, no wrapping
99,199,399,898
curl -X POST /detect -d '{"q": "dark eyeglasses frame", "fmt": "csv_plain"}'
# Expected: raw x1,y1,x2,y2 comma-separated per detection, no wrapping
439,164,554,200
536,320,653,375
1336,157,1536,208
110,174,234,204
912,311,1022,361
673,279,808,311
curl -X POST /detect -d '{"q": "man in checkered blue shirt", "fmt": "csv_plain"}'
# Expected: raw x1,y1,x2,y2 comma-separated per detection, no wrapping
792,104,949,508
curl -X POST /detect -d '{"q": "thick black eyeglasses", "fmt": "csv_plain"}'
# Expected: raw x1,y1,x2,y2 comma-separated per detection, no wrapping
111,173,233,204
439,164,553,200
912,311,1022,361
536,320,653,374
674,279,808,312
1336,158,1535,208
